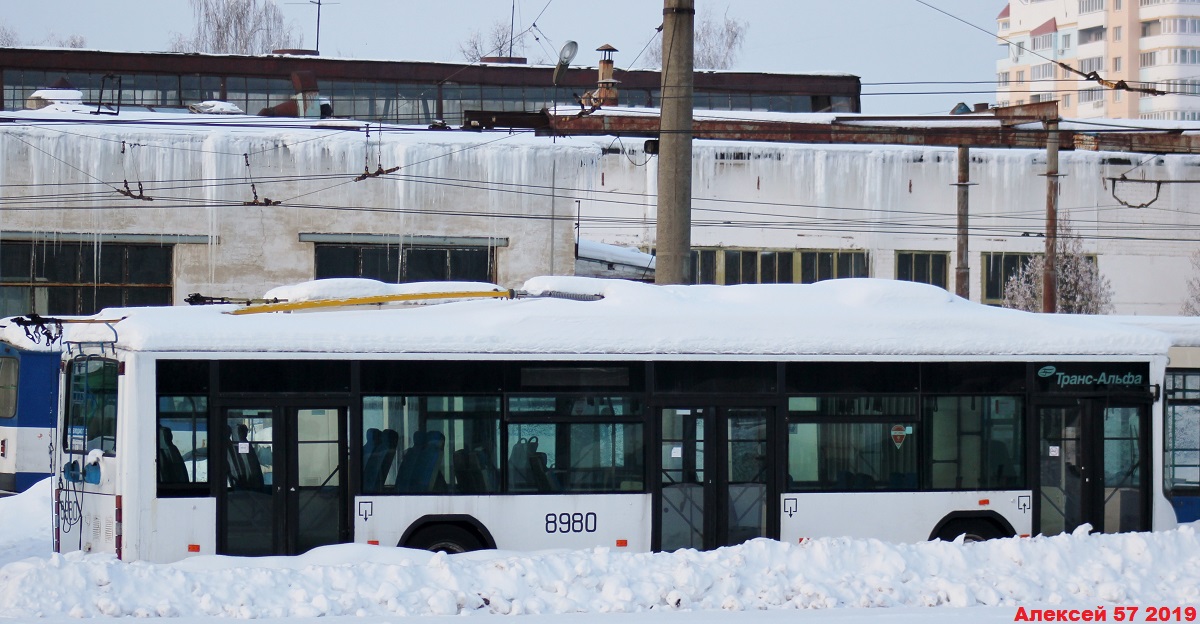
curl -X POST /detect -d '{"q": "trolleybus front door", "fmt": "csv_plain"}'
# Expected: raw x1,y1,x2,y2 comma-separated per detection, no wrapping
656,406,772,551
220,406,347,556
1036,400,1148,536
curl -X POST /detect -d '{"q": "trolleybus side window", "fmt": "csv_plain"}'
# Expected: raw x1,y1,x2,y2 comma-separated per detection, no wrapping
507,395,645,493
63,356,118,454
1166,372,1200,492
0,356,17,418
156,360,212,494
361,395,501,495
924,395,1024,490
786,396,919,491
156,396,209,491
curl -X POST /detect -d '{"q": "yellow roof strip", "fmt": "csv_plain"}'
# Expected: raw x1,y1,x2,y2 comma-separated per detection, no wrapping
227,289,513,315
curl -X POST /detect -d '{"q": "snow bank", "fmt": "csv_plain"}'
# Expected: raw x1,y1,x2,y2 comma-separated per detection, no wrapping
2,479,1200,619
0,477,52,565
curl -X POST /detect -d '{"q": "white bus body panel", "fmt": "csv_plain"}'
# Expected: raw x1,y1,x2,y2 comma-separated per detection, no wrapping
144,497,216,563
779,490,1034,543
356,493,653,552
0,423,53,487
57,490,118,555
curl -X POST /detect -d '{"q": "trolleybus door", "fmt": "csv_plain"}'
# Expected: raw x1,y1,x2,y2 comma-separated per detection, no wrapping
1036,400,1148,536
656,406,772,551
220,405,347,556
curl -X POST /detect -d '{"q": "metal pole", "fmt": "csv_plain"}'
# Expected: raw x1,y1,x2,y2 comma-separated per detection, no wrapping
655,0,695,285
954,145,971,299
1042,119,1059,313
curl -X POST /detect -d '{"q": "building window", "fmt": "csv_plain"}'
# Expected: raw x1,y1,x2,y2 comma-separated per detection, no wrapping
1080,87,1106,103
691,248,797,285
314,243,494,283
1141,51,1159,67
689,249,865,285
1080,26,1106,44
1079,0,1105,14
1062,34,1072,49
1032,34,1054,51
0,241,172,317
1115,0,1122,9
1080,56,1105,74
1114,57,1123,72
1016,71,1026,83
1063,93,1072,107
1114,26,1122,42
799,250,868,283
982,252,1037,306
997,72,1011,86
1032,63,1056,80
896,252,949,289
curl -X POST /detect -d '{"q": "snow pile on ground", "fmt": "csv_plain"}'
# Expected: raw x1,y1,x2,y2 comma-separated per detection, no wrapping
2,481,1200,619
0,478,53,564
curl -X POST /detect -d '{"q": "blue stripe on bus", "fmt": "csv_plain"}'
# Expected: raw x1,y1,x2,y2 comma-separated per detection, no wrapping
1171,496,1200,524
0,470,50,494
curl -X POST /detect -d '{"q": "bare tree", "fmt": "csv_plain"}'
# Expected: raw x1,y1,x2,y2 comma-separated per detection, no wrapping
459,20,529,62
1002,218,1114,314
0,24,19,47
1181,250,1200,315
645,6,748,70
0,27,87,49
170,0,301,55
47,34,87,48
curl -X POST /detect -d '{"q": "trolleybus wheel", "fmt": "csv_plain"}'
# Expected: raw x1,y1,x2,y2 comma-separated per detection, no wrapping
408,524,483,553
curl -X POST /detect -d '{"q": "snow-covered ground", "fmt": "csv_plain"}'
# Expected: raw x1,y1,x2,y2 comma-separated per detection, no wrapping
1,480,1198,622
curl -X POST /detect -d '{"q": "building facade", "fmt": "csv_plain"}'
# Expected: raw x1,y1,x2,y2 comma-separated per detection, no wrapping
0,48,860,126
2,103,1199,317
996,0,1200,121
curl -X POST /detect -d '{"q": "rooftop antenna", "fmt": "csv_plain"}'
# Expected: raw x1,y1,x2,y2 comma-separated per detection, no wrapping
288,0,339,54
509,0,517,58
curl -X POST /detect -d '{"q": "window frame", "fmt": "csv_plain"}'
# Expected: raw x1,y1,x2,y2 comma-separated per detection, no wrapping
0,241,173,316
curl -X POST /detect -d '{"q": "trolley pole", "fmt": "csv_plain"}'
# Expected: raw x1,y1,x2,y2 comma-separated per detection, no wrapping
655,0,695,285
1042,118,1060,313
954,145,971,299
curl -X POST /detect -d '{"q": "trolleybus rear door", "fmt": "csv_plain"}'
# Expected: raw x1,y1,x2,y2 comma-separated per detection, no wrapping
1036,400,1148,535
220,405,347,556
657,406,772,551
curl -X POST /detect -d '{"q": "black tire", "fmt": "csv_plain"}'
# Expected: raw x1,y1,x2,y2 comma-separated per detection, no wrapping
407,524,483,554
935,519,1005,543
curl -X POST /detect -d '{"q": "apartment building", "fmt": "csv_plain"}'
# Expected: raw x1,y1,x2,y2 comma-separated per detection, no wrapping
996,0,1200,120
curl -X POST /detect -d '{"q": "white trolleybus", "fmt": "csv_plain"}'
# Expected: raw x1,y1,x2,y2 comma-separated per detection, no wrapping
8,276,1178,563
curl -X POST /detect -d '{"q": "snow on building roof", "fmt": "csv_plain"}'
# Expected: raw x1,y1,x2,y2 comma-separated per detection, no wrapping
2,278,1170,358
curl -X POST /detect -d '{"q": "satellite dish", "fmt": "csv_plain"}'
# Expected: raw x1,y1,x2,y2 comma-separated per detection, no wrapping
553,40,578,86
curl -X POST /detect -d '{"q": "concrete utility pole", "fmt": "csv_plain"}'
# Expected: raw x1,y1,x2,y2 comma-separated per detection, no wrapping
954,145,971,299
1042,118,1060,313
655,0,695,285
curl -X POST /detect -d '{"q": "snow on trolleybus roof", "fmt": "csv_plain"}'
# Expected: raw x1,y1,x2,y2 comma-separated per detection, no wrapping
0,277,1172,358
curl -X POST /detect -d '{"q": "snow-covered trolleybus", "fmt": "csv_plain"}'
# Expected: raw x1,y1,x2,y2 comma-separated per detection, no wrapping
9,276,1180,563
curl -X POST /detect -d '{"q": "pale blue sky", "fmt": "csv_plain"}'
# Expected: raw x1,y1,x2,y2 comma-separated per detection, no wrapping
2,0,1006,114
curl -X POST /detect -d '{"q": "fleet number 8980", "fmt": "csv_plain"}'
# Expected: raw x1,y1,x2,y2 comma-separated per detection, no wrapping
545,512,598,533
